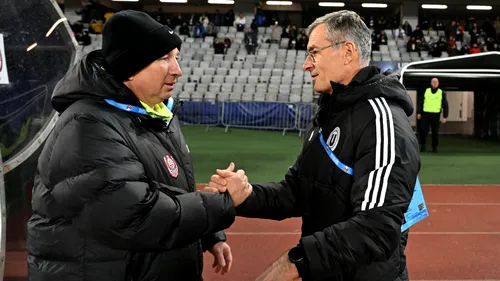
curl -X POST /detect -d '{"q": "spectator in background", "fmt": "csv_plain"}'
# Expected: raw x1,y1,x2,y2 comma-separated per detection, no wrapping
188,13,196,25
193,22,205,38
367,15,375,29
234,12,246,31
460,44,470,55
447,36,456,49
244,27,257,54
411,25,424,41
255,10,266,26
420,18,430,30
213,38,226,54
89,19,103,33
76,30,91,46
200,12,210,27
437,36,447,51
205,21,218,37
407,37,421,54
447,20,459,39
434,20,444,31
371,32,380,51
426,36,437,47
377,31,387,45
283,25,298,41
213,9,222,26
469,43,481,54
447,44,460,57
104,10,114,22
251,18,258,31
224,37,232,51
394,25,405,39
270,21,282,43
402,20,412,35
486,37,496,51
470,25,480,43
172,14,183,27
154,8,165,24
179,22,190,37
429,42,442,58
225,9,235,26
296,29,308,50
376,16,387,32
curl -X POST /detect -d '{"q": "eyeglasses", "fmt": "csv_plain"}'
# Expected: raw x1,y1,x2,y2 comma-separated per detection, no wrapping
305,41,346,63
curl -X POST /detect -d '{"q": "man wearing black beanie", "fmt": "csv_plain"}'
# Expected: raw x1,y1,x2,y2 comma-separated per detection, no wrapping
27,10,251,281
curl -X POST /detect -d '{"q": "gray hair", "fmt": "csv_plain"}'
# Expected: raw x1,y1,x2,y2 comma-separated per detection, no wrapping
307,10,372,64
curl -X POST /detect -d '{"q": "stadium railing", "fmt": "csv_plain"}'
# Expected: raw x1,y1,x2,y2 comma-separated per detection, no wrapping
176,100,319,136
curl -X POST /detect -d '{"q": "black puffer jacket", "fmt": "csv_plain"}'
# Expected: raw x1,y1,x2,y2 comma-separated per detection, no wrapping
236,66,420,281
27,50,236,281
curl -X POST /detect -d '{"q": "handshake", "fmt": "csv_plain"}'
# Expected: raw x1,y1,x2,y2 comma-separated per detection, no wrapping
204,162,253,207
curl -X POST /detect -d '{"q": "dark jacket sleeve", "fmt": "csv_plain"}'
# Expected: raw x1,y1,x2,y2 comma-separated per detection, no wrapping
417,89,425,114
201,231,227,252
300,103,420,279
235,154,303,220
51,115,236,251
442,91,449,118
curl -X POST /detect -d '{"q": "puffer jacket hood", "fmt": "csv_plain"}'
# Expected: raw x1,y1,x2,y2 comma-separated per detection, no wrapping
317,66,414,118
51,50,141,113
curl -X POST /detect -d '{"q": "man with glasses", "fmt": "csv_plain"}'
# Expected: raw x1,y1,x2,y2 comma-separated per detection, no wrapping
205,10,420,281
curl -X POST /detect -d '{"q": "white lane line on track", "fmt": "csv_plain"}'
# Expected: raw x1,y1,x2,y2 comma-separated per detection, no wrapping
427,203,500,206
226,232,500,235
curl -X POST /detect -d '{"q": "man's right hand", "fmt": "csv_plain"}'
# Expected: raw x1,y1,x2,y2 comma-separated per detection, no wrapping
417,114,421,120
204,163,252,207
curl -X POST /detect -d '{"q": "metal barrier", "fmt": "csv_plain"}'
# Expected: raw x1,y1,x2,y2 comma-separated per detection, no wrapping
176,100,221,131
177,100,319,136
221,101,297,135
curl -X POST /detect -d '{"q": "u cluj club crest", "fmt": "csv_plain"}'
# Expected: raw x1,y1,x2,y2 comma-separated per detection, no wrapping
163,155,179,178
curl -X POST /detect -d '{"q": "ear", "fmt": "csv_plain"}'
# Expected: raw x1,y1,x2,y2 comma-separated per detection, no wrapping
343,41,357,65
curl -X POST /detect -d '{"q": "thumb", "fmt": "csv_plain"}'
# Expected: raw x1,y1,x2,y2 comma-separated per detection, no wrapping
226,162,235,172
216,168,234,178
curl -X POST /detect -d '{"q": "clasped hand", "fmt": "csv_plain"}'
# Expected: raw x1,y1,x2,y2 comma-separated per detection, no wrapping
204,162,252,207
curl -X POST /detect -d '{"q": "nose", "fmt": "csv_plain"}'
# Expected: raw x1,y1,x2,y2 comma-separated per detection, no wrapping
302,56,313,72
171,59,182,77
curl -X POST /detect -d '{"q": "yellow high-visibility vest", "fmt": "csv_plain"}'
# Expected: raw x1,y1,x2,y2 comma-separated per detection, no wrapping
423,88,442,113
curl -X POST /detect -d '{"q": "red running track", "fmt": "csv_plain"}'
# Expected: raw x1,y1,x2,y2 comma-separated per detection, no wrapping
5,185,500,281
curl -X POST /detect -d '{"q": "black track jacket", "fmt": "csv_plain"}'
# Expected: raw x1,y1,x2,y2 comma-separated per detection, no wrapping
27,50,236,281
236,66,421,281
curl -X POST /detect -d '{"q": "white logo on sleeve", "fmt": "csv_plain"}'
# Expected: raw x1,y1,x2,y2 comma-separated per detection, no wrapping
326,127,340,151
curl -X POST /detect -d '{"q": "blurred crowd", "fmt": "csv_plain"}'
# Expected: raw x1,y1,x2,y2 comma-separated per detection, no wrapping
370,16,500,58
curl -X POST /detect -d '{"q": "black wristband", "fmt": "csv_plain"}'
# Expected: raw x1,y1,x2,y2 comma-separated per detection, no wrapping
288,245,306,277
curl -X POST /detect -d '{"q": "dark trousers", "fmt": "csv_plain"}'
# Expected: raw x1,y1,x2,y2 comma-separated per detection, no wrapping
419,112,441,150
245,44,256,54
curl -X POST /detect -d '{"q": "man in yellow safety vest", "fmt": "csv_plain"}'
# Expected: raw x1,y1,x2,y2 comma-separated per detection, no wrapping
417,77,449,152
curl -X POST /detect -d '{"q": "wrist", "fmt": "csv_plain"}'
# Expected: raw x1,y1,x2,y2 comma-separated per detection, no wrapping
288,245,307,278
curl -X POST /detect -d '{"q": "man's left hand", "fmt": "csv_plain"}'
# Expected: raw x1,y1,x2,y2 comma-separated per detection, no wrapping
208,242,233,275
441,118,447,124
255,249,300,281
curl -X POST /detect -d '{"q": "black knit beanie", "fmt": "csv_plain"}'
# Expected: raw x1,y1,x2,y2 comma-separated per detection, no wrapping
101,10,182,81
